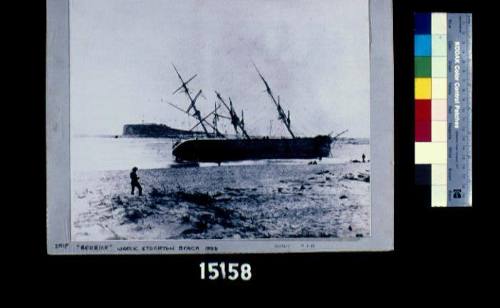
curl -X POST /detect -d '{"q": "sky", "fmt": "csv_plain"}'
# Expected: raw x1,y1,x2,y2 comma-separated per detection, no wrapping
70,0,370,138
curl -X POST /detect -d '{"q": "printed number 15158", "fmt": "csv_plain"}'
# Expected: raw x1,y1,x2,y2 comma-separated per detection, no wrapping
200,262,252,281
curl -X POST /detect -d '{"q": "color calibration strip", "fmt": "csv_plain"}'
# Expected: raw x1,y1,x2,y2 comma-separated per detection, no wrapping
414,13,472,207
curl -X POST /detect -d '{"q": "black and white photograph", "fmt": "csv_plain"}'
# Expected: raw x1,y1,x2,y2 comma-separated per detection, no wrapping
47,0,394,253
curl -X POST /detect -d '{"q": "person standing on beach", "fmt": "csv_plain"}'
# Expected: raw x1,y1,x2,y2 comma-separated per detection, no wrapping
362,153,366,163
130,167,142,196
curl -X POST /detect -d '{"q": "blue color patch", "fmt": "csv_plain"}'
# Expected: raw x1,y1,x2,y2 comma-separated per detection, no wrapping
414,13,431,34
414,35,431,56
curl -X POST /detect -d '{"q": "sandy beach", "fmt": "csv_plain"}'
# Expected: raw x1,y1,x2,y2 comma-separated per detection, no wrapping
71,160,370,241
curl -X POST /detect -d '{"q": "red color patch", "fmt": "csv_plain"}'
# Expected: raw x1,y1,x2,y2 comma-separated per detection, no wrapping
415,120,431,142
415,99,431,121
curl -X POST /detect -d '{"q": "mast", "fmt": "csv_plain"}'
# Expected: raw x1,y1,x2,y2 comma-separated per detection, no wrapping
253,63,295,138
215,91,251,139
179,102,225,137
212,102,222,137
171,64,210,136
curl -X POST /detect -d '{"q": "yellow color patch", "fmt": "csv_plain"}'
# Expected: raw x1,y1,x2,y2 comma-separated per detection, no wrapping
415,78,432,99
432,121,447,142
415,142,447,164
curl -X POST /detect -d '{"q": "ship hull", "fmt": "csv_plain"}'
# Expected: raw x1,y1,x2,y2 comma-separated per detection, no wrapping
172,135,332,163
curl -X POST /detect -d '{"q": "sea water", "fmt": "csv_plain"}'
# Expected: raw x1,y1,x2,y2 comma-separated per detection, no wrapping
71,136,370,172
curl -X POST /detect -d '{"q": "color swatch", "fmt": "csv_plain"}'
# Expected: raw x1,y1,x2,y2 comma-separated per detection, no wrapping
414,13,473,207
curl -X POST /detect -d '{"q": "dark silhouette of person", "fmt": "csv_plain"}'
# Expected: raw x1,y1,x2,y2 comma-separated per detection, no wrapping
362,153,366,163
130,167,142,196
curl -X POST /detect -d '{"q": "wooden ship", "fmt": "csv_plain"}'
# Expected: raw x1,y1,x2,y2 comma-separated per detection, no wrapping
168,64,345,164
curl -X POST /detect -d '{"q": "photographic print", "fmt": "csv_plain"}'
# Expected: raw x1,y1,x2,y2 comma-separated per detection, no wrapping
47,0,393,253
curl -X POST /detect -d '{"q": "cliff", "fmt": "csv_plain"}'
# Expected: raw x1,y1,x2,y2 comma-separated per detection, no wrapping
122,123,207,138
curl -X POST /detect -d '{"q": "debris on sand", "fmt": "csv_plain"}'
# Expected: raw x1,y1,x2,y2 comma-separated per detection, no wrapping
357,173,370,183
224,187,242,192
149,187,167,198
173,191,215,205
308,160,318,165
342,172,370,183
112,196,123,205
340,195,348,199
315,170,330,175
181,215,191,224
342,173,357,180
224,187,245,196
123,208,143,223
181,221,208,235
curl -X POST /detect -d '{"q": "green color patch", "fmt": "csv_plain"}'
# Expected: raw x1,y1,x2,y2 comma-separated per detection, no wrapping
415,56,431,77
